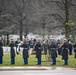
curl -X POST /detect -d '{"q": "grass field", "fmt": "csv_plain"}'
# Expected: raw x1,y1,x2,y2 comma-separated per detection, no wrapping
0,54,76,68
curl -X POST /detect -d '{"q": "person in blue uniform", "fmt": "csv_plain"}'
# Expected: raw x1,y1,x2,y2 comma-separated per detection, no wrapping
22,39,29,64
0,39,3,64
61,39,69,65
49,41,57,65
68,41,73,55
73,43,76,58
34,39,42,65
9,39,15,64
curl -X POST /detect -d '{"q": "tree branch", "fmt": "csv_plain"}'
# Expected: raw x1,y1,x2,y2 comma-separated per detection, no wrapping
48,14,65,24
47,0,65,10
4,17,19,25
12,0,21,15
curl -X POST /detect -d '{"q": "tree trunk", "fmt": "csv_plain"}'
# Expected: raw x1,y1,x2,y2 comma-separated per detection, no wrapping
24,24,28,38
42,22,45,39
19,14,23,41
65,0,70,38
20,24,23,41
3,35,6,46
6,34,9,45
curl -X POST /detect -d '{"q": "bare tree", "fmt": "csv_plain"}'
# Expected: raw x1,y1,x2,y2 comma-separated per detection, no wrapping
4,0,31,40
28,0,60,37
0,0,76,41
47,0,75,38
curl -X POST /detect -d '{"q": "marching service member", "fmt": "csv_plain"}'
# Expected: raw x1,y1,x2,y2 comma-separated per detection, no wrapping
61,39,69,65
9,39,15,64
34,39,42,65
0,38,3,64
22,39,29,65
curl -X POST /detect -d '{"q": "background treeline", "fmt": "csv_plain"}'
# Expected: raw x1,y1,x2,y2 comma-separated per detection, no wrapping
0,0,76,42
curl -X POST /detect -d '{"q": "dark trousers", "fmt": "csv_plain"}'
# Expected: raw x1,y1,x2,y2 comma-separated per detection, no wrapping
44,49,47,55
16,47,18,53
69,50,72,55
52,57,56,65
0,57,3,64
58,49,61,55
64,59,68,65
75,52,76,58
24,58,28,64
11,57,15,64
37,58,41,65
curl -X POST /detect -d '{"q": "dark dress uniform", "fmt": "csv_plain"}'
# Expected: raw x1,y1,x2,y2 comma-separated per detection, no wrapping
29,41,34,48
0,40,3,64
61,42,68,65
9,40,15,64
68,44,73,55
57,43,62,55
35,41,42,65
22,42,29,64
73,43,76,58
49,42,57,65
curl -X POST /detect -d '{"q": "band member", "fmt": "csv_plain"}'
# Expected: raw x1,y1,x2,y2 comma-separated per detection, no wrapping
33,38,37,45
0,39,3,64
61,39,68,65
26,39,30,46
29,38,34,54
22,39,29,64
49,41,57,65
43,39,47,55
15,38,21,54
9,39,15,64
68,41,73,55
34,39,42,65
73,43,76,58
57,44,62,55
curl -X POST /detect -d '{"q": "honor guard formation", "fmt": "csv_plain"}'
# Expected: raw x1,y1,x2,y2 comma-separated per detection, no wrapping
0,37,76,65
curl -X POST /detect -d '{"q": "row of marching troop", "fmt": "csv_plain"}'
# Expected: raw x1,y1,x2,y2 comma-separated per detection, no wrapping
0,37,76,65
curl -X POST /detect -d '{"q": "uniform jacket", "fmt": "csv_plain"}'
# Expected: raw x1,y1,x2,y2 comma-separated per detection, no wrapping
0,41,3,57
73,43,76,52
22,43,29,58
35,42,42,58
49,42,57,58
73,43,76,58
68,44,72,51
9,42,15,57
61,42,68,60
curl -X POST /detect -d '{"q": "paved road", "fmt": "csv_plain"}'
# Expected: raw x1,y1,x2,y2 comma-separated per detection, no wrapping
0,69,76,75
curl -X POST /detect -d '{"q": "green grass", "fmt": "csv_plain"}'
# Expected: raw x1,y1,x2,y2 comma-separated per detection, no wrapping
0,54,76,68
